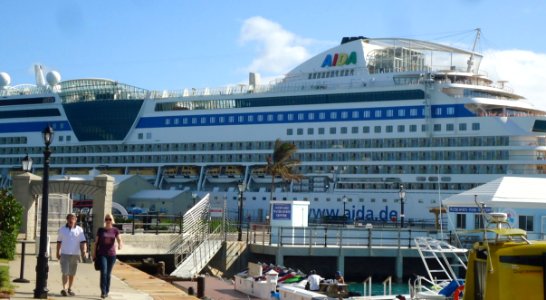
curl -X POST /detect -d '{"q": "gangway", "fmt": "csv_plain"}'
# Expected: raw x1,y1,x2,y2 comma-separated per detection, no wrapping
169,194,224,278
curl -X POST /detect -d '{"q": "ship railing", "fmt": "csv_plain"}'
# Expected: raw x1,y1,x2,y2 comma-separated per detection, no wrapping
248,224,454,248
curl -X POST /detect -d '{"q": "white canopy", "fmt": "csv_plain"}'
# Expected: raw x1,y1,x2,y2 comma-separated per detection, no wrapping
443,176,546,209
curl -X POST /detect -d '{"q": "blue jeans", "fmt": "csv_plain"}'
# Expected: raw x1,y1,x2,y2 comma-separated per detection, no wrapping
98,255,116,295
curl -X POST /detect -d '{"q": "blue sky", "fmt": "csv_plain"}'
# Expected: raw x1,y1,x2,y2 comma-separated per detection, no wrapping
2,0,546,106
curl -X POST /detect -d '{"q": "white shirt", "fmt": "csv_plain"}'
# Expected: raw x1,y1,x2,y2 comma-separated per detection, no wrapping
57,225,86,255
307,274,323,291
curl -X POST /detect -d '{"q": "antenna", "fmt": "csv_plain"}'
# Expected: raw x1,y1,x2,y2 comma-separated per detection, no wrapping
466,28,481,73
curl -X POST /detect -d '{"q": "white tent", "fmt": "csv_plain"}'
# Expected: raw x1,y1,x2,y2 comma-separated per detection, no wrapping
443,176,546,209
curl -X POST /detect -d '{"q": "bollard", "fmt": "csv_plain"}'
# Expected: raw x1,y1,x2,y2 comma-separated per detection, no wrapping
197,275,205,298
13,240,32,283
157,261,165,276
187,286,195,295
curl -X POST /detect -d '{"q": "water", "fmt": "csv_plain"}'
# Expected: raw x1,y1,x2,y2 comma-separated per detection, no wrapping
348,282,409,296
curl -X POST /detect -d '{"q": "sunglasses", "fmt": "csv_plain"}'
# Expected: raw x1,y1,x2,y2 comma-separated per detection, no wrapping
105,218,112,221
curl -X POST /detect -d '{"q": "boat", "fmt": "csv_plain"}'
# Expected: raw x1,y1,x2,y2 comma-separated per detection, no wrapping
2,30,546,222
162,165,200,183
205,166,243,183
251,166,283,184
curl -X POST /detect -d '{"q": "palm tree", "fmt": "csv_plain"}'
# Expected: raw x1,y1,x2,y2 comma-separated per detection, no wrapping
265,139,303,202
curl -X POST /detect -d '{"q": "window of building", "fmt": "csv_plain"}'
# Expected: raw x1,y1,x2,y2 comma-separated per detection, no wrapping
287,129,293,135
472,123,480,131
330,112,338,119
374,126,381,133
474,214,485,229
278,114,284,121
375,110,382,118
459,123,467,131
386,109,394,117
519,215,534,231
59,136,64,142
138,133,143,140
410,109,418,116
341,111,349,119
330,127,337,134
352,111,359,118
351,127,359,134
318,128,325,135
433,124,441,132
308,113,315,120
398,109,405,117
435,107,442,116
319,112,326,120
421,124,428,132
409,125,417,132
363,126,370,133
446,124,454,131
307,128,314,135
146,132,152,139
340,127,348,134
165,118,171,125
447,107,455,115
66,136,72,142
287,113,294,121
397,125,405,132
456,214,466,229
386,125,393,133
267,114,274,122
297,128,304,135
363,110,371,118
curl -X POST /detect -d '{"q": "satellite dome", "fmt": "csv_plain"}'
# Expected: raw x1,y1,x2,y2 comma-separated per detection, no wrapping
46,71,61,86
0,72,11,87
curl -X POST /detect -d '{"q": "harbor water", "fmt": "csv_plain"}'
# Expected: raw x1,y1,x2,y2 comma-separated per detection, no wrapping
348,282,409,296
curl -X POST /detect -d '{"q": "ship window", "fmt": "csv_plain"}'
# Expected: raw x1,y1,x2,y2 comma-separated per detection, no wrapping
330,127,337,134
363,110,370,118
433,124,441,132
409,125,417,132
386,125,393,133
183,118,189,124
308,128,314,135
459,123,466,131
374,110,382,118
398,109,405,117
352,127,359,134
146,132,151,139
397,125,405,132
318,128,325,135
267,114,273,121
138,133,143,140
165,119,171,125
446,124,454,131
447,107,455,115
435,107,442,116
363,126,370,133
257,115,263,122
202,117,208,124
192,117,198,124
330,112,338,119
297,128,303,135
59,136,64,142
277,114,284,121
410,109,418,116
519,215,534,231
456,214,466,229
298,113,305,120
340,127,347,134
386,109,394,117
308,113,315,120
352,111,359,118
341,111,349,119
472,123,480,131
228,116,235,123
287,114,293,121
319,112,326,120
287,129,293,135
66,136,71,142
374,126,381,133
474,214,486,229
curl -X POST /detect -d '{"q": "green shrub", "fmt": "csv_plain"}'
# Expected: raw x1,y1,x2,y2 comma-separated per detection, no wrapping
0,189,24,260
0,265,14,294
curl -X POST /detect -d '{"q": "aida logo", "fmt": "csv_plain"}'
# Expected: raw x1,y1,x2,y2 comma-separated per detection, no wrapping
321,51,357,68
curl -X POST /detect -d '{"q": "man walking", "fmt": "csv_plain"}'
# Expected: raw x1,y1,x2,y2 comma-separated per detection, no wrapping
56,213,88,296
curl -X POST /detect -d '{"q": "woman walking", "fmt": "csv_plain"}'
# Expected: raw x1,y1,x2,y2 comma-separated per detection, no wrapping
93,213,123,299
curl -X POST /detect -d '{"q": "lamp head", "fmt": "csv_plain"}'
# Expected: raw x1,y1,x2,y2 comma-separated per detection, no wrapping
21,154,33,171
399,184,406,199
238,181,246,192
42,124,54,146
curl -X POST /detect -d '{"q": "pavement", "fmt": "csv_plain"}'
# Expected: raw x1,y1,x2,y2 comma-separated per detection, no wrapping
4,252,198,300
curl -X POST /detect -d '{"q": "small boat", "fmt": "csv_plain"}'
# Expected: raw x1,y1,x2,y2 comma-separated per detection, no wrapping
206,166,243,183
163,165,199,183
251,166,283,184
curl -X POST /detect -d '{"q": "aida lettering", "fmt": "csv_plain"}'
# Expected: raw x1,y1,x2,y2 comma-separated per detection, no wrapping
321,51,357,67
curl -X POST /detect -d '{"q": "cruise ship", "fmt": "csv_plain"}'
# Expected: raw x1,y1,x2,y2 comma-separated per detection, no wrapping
2,31,546,223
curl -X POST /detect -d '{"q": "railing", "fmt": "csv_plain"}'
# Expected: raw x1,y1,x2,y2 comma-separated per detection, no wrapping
249,224,453,248
112,212,183,235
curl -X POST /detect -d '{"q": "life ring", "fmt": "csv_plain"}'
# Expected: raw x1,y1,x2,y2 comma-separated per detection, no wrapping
453,285,464,300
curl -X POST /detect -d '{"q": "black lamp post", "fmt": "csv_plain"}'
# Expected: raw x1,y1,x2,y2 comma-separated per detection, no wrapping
34,125,53,299
399,184,406,228
237,181,246,242
22,154,33,172
342,195,348,219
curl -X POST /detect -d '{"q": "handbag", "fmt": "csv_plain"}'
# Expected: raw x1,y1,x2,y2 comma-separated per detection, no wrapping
94,258,101,271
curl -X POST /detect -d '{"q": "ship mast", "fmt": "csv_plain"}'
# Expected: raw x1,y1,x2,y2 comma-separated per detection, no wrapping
466,28,481,73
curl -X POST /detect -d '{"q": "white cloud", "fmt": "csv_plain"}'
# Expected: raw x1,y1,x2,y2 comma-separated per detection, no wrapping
480,49,546,110
239,16,311,76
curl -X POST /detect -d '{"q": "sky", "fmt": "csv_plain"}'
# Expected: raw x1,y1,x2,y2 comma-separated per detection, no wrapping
1,0,546,108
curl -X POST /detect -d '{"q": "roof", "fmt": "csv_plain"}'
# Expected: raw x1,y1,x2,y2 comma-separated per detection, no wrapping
129,189,184,200
443,176,546,208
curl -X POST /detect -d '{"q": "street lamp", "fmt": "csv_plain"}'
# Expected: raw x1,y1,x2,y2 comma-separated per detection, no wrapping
237,181,246,242
399,184,406,228
34,125,53,299
22,154,33,172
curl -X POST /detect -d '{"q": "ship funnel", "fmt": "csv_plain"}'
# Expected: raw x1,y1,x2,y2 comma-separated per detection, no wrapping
34,65,46,87
249,72,260,88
